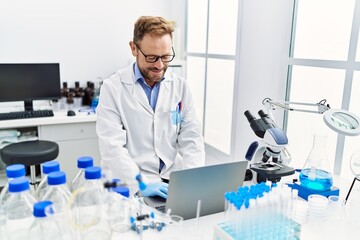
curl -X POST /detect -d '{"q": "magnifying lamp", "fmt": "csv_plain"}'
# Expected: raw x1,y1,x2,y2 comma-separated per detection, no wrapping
262,98,360,136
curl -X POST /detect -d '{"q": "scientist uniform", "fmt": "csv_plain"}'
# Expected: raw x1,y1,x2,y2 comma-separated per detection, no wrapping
96,63,205,193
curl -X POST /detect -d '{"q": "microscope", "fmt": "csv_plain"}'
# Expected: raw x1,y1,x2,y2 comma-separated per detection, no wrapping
244,110,295,183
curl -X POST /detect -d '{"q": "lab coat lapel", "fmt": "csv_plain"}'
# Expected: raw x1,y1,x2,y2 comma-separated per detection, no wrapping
133,83,154,114
156,80,170,110
156,70,174,110
122,64,153,115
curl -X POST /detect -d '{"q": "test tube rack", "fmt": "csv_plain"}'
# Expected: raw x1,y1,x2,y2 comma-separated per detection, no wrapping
214,182,301,240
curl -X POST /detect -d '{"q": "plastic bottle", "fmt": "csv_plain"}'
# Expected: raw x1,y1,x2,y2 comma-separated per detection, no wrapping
71,156,94,192
42,171,71,213
35,161,60,200
28,201,61,240
106,185,131,232
0,205,7,240
40,171,77,239
4,177,37,240
0,164,26,205
91,79,102,110
72,166,110,240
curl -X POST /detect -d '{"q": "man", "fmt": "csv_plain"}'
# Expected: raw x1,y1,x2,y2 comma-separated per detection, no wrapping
96,16,205,198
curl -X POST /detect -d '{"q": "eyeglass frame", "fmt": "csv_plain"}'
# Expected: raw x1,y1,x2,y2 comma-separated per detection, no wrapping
135,43,175,63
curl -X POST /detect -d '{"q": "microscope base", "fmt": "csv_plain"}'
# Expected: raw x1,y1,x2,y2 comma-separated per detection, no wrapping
287,183,339,200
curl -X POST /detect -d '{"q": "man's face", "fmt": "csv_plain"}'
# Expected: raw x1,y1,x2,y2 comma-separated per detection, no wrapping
130,34,173,87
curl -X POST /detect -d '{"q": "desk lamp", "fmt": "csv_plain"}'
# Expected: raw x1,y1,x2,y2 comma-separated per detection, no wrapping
262,98,360,199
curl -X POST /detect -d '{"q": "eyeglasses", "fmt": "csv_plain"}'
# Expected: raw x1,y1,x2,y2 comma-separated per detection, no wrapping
135,44,175,63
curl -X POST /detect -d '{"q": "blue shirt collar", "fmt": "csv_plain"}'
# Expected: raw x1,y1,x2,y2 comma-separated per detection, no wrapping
134,63,143,83
133,62,165,87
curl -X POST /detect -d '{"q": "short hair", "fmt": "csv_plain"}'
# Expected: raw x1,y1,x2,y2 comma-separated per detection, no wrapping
133,16,174,44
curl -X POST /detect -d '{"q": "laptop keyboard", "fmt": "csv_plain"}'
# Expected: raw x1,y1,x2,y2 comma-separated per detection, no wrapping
155,205,166,213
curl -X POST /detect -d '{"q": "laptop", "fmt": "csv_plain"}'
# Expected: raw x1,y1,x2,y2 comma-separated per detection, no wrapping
143,161,248,220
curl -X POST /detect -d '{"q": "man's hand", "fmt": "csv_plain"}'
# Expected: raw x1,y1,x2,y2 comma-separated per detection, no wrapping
140,182,168,198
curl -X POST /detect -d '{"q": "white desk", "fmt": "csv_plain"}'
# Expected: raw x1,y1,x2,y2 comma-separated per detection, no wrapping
0,111,101,183
112,176,360,240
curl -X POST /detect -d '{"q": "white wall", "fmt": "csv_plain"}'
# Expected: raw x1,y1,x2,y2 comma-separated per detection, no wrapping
0,0,183,89
232,0,295,162
205,0,295,165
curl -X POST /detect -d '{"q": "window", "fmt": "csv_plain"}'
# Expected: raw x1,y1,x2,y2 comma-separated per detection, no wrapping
287,0,359,179
186,0,238,155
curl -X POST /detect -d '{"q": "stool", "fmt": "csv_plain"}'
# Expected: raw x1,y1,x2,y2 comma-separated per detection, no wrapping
0,140,59,189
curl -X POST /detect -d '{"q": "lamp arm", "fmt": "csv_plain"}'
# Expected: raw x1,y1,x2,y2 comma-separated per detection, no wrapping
262,98,331,114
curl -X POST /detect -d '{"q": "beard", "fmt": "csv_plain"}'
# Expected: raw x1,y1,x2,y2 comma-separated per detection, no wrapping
138,63,168,86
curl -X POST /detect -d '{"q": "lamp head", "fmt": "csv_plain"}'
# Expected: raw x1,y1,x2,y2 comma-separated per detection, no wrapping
323,109,360,136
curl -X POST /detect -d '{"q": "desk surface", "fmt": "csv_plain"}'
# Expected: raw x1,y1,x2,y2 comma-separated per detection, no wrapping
114,176,359,240
0,110,96,129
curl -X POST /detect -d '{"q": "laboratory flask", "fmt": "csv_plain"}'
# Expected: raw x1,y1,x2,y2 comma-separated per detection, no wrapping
0,164,26,205
299,134,333,191
42,171,71,212
28,201,61,240
105,186,131,232
35,161,60,200
71,156,94,192
4,177,36,240
0,205,7,240
41,171,77,239
71,166,111,240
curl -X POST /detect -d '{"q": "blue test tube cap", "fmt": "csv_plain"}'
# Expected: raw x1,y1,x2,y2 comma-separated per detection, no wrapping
47,171,67,185
85,166,101,180
42,161,60,174
33,201,54,218
114,186,130,198
6,164,26,178
244,197,250,209
77,156,94,169
8,177,30,193
224,192,230,201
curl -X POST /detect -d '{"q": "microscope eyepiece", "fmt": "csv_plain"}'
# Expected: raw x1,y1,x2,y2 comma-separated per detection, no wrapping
258,110,269,118
244,110,256,122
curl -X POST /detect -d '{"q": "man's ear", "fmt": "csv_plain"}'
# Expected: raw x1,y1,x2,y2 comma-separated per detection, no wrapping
129,41,137,57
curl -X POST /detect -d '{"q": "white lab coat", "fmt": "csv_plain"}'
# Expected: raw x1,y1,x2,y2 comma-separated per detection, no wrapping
96,63,205,194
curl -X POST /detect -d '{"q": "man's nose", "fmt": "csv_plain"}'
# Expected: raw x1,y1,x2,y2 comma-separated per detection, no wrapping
153,57,164,68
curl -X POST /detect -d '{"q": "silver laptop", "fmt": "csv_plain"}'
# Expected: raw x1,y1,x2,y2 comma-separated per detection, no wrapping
143,161,248,220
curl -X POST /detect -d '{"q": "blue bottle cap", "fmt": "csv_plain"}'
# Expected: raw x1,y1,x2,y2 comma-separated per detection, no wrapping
77,156,94,169
85,166,101,180
33,201,54,218
47,171,67,185
113,186,130,198
8,177,30,192
42,161,60,174
6,164,26,178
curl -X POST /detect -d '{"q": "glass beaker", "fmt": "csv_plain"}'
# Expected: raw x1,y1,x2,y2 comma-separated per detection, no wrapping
299,134,333,191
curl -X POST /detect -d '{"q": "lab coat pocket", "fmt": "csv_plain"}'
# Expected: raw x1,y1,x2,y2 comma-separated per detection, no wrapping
171,110,182,125
170,109,182,136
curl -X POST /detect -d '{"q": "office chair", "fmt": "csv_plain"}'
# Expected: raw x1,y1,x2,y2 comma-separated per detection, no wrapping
0,140,59,189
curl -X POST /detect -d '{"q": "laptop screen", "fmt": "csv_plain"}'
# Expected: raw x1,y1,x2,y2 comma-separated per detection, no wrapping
144,161,248,220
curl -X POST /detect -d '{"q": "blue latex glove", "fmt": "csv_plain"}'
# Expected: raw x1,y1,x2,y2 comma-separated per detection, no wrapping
140,182,168,199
